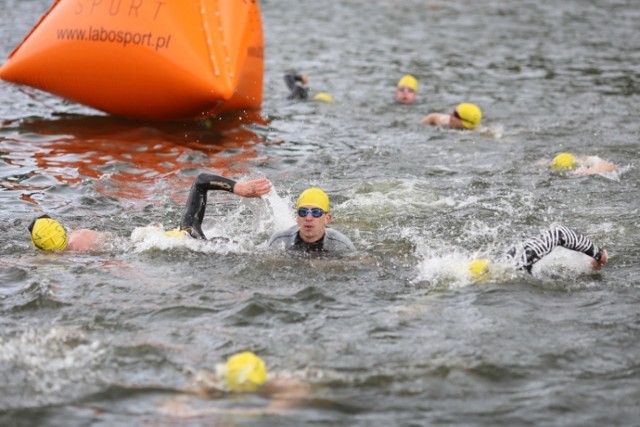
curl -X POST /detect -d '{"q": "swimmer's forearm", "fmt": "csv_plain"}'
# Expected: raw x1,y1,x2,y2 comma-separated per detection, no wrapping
195,173,236,193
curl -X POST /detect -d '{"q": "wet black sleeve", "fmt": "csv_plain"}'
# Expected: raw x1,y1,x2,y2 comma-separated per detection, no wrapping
506,225,603,272
180,173,237,239
284,73,309,100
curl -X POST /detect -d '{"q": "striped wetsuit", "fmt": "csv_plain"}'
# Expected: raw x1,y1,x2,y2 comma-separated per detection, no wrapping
506,225,604,272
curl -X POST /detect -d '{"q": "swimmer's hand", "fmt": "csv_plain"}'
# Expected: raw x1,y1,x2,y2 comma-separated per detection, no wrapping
592,250,608,271
234,179,272,198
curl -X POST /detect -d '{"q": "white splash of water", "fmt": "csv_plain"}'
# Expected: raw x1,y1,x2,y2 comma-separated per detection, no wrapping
0,326,107,398
530,246,597,279
129,224,246,254
262,188,296,232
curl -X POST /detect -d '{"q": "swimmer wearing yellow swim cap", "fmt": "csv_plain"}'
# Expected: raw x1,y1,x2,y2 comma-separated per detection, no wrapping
548,153,618,176
550,153,579,171
167,351,312,413
452,103,482,129
29,215,68,251
395,74,418,104
215,351,268,393
268,187,355,252
421,102,482,130
468,258,491,283
28,214,107,252
463,225,607,282
28,215,105,252
396,74,418,104
28,175,271,251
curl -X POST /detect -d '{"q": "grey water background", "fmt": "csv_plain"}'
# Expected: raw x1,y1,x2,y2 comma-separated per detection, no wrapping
1,0,639,425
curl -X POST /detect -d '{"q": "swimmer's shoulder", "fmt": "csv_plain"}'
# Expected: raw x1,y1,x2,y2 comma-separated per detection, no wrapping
268,225,298,247
324,228,356,251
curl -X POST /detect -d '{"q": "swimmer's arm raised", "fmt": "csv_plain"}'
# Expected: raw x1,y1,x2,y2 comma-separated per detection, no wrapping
284,73,307,90
180,173,271,239
507,225,606,272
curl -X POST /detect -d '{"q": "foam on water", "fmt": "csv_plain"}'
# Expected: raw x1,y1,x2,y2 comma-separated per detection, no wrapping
0,326,107,406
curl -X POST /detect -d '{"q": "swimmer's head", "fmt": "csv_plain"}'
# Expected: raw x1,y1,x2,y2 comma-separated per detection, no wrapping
397,74,418,93
550,153,578,171
297,187,330,212
28,215,68,251
454,103,482,129
313,92,335,103
469,258,491,283
216,351,268,392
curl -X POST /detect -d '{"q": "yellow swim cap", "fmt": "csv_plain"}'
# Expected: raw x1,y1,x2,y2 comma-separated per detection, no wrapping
550,153,578,171
456,103,482,129
219,351,268,392
297,187,330,212
313,92,335,103
397,74,418,92
164,229,187,238
469,258,491,283
29,215,68,251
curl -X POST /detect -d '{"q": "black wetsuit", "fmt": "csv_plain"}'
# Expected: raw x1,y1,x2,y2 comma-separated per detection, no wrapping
284,74,309,100
507,225,603,272
180,173,237,239
268,225,356,253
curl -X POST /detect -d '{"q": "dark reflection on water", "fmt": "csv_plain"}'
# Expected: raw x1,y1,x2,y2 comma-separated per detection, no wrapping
1,0,640,425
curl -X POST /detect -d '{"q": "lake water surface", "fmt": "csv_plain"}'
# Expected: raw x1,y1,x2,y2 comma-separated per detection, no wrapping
1,0,639,426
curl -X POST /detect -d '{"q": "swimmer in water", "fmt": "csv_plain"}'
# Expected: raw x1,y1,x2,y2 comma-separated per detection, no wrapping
268,187,355,252
159,351,311,416
469,225,607,281
28,173,272,251
283,73,335,103
549,152,618,177
395,74,418,105
421,102,482,130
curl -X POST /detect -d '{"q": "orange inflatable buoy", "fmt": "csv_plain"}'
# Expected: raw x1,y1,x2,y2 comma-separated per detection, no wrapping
0,0,264,120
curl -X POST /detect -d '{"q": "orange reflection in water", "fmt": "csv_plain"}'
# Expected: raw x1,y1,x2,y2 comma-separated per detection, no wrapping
6,111,269,202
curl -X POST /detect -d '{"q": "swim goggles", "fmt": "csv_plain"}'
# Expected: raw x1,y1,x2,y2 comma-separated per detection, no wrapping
452,109,472,127
297,207,326,218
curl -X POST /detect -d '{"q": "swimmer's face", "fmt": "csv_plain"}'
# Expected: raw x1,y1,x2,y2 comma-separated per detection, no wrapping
449,109,466,130
395,86,416,104
296,205,332,243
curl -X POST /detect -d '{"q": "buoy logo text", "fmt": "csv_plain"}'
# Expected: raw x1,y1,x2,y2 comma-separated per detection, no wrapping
56,26,172,50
